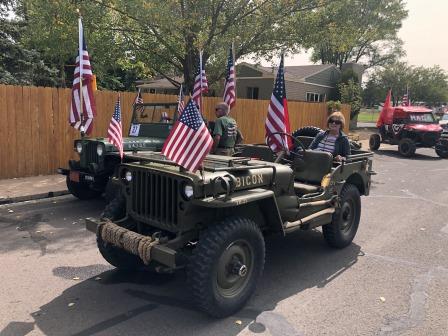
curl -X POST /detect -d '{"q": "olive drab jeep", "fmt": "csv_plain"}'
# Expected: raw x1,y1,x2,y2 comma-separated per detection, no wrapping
85,131,374,317
58,102,179,200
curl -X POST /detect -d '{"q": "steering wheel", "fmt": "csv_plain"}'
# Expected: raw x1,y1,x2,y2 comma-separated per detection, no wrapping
265,132,306,163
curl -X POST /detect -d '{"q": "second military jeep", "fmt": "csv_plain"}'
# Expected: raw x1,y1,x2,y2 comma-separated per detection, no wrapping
86,132,374,317
58,102,178,200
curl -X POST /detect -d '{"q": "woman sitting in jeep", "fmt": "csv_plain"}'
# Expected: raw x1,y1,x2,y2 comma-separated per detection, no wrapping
309,111,351,162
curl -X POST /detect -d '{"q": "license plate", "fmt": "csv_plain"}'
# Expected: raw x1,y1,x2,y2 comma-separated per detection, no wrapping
69,171,80,182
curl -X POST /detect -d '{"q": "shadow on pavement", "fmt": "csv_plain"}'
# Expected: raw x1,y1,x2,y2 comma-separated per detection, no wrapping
373,148,441,161
27,230,361,336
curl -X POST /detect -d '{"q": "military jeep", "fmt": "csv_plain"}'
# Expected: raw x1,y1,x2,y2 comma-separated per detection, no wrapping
86,132,374,317
58,102,178,200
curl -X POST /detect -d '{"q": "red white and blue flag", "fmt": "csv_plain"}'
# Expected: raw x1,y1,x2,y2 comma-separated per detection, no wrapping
69,17,96,135
402,87,410,106
162,99,213,172
177,84,186,117
223,46,236,109
265,54,291,152
192,51,208,111
108,96,123,159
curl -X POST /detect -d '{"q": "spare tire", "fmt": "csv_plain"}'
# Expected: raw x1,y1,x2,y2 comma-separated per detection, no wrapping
291,126,322,138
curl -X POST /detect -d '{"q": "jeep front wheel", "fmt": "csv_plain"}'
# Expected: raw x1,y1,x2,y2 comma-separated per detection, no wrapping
398,138,416,157
369,134,381,151
435,146,448,158
323,183,361,248
187,217,265,317
66,176,102,200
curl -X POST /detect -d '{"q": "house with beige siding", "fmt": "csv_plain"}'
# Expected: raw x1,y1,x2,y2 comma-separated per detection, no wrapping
236,62,343,102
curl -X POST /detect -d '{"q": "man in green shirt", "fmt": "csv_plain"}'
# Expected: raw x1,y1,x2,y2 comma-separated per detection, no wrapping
211,102,243,156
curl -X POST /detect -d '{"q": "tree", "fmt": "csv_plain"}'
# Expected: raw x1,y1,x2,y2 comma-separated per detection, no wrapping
0,0,58,86
338,79,362,120
23,0,322,92
301,0,407,69
362,62,448,106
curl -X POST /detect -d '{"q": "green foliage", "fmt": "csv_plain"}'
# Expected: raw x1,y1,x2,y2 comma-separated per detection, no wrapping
338,79,362,119
363,62,448,106
22,0,319,91
302,0,407,69
0,0,59,86
327,100,341,113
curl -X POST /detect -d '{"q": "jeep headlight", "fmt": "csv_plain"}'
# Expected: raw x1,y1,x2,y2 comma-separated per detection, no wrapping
182,183,194,199
76,142,83,154
96,144,104,156
125,171,132,182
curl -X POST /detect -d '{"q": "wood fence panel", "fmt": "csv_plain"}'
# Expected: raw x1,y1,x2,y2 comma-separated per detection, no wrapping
0,86,7,179
0,84,350,179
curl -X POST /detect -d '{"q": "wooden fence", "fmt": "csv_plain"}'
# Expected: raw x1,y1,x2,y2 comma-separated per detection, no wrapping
0,84,350,179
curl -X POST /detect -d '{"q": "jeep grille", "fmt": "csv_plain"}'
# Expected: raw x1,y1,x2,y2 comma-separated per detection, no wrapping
130,169,179,230
85,142,100,165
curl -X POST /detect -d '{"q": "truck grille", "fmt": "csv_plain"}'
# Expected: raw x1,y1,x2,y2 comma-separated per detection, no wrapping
130,169,179,230
85,142,100,165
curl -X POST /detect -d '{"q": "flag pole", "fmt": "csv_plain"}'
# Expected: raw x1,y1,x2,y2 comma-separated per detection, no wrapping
232,41,236,101
77,12,85,137
199,50,204,119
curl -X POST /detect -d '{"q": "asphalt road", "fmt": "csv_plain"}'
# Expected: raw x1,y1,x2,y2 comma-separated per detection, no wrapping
1,145,447,336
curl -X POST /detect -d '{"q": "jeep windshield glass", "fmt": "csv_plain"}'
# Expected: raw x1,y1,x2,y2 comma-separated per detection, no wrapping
133,105,177,124
409,113,435,123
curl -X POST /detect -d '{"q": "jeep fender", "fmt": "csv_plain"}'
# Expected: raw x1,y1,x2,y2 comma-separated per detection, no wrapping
191,189,284,234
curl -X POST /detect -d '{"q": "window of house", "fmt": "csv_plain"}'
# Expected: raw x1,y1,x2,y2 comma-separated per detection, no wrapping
306,92,321,102
247,87,259,99
149,88,156,93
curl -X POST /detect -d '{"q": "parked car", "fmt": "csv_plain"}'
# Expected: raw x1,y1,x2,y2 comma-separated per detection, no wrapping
439,113,448,131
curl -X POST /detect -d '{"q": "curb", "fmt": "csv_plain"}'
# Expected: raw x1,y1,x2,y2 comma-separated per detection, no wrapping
0,190,70,206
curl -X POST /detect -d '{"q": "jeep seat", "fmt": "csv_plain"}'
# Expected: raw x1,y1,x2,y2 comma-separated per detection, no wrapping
292,150,333,194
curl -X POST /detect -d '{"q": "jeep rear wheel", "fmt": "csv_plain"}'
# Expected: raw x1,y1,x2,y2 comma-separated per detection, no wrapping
187,217,265,317
323,183,361,248
369,134,381,151
66,176,102,200
398,138,416,157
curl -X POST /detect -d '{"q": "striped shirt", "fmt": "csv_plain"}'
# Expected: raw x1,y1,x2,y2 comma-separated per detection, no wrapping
316,134,337,154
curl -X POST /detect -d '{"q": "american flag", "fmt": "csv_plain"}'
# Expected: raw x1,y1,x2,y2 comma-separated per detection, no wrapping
69,17,96,135
108,96,124,159
162,99,213,172
192,51,208,111
265,54,291,152
223,46,236,109
402,90,410,106
177,84,186,117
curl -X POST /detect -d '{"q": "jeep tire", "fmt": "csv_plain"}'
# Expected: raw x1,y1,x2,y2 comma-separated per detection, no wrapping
323,183,361,248
66,176,102,200
435,146,448,159
97,195,144,271
292,126,322,138
398,138,416,157
187,217,265,317
369,134,381,151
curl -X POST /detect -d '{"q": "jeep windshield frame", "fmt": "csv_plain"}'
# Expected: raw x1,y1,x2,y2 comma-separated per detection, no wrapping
128,102,179,137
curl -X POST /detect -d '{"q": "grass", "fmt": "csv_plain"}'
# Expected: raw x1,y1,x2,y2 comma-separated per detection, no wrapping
357,108,379,123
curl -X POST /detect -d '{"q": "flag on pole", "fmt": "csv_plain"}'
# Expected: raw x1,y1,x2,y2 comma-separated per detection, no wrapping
192,51,208,111
69,17,97,135
177,84,186,117
132,88,145,115
265,54,292,152
377,89,392,127
108,95,124,159
162,99,213,172
223,45,236,109
402,87,410,106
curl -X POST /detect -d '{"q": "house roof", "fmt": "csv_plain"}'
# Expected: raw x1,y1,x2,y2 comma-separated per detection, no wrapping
237,62,337,81
136,76,182,90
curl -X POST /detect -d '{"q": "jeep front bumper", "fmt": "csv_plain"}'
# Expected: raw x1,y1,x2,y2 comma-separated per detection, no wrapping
85,217,177,268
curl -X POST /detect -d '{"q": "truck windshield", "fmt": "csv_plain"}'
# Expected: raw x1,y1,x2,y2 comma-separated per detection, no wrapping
409,113,435,123
133,105,177,124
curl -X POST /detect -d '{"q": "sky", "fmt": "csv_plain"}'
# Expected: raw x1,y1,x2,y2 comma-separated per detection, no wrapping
273,0,448,72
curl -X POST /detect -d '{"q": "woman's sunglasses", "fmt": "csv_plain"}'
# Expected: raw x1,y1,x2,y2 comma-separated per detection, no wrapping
329,119,342,125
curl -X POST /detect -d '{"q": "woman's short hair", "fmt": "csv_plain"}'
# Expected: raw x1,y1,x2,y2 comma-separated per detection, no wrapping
327,111,346,128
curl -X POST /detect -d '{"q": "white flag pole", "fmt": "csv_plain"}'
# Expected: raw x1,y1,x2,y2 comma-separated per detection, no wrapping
78,15,85,136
